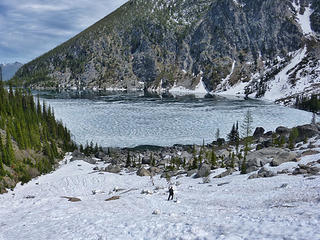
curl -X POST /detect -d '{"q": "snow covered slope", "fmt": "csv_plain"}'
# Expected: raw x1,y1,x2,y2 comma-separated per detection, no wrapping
216,1,320,105
1,142,320,239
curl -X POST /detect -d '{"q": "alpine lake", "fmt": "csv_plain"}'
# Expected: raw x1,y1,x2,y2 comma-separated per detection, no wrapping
36,90,314,148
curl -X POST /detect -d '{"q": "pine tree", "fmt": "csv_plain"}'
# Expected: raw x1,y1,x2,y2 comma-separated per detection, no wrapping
211,146,217,167
150,153,154,166
230,152,235,168
241,157,247,174
5,130,14,165
241,110,253,152
191,157,198,170
126,151,131,168
215,128,220,140
241,110,253,139
0,136,5,176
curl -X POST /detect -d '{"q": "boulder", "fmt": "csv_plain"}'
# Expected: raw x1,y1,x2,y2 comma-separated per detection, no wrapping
246,147,295,172
141,189,153,194
248,167,277,179
84,157,96,165
72,149,85,160
105,196,120,201
264,131,273,137
257,167,277,178
186,169,197,177
276,126,291,136
152,209,161,215
245,148,278,173
95,151,106,159
62,196,81,202
137,167,151,177
270,151,297,166
214,168,234,178
296,124,320,142
293,164,320,175
105,164,121,174
253,127,265,138
148,167,162,175
195,164,211,178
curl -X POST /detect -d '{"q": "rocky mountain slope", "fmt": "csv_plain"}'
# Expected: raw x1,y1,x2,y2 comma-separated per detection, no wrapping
12,0,320,104
0,62,23,81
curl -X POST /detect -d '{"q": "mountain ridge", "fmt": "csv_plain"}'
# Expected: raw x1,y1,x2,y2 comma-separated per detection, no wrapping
11,0,320,105
0,62,23,81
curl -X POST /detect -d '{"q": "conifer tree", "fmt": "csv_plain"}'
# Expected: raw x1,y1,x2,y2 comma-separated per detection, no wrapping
0,136,6,176
5,130,14,165
215,128,220,140
126,151,131,168
211,146,217,167
241,157,247,174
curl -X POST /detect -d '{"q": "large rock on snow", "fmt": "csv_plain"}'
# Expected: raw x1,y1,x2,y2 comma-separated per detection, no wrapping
296,124,320,142
137,167,151,177
71,150,86,160
248,167,277,179
95,151,106,159
105,164,121,174
245,147,291,173
84,157,97,165
270,151,297,166
275,126,291,137
253,127,265,138
257,167,277,178
293,164,320,175
214,168,234,178
187,169,197,177
195,164,211,178
148,167,162,175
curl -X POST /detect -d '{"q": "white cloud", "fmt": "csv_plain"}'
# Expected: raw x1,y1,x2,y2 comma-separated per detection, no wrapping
0,0,129,63
19,4,69,12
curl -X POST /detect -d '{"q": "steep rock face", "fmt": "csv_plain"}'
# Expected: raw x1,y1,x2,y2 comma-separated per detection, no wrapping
12,0,320,104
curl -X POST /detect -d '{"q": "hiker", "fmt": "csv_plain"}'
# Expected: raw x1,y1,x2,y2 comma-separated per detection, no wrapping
168,186,174,201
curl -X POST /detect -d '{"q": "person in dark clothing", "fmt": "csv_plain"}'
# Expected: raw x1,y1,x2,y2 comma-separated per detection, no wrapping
168,186,174,201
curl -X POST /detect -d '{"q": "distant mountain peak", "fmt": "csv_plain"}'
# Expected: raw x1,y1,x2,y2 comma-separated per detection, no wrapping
1,62,23,81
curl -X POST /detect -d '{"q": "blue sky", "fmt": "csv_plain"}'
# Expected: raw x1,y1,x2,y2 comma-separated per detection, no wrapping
0,0,128,64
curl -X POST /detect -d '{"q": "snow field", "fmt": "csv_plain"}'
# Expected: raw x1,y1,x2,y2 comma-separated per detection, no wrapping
0,142,320,240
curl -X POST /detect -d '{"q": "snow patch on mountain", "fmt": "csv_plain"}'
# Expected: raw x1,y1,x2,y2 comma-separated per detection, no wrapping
216,60,236,93
169,78,208,97
263,46,307,101
292,2,314,36
215,44,320,104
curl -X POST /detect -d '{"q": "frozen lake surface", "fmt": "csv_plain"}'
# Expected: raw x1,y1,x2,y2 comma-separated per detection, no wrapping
38,91,314,147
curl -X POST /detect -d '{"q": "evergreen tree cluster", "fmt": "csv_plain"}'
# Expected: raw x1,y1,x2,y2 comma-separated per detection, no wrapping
295,94,320,113
0,81,75,182
227,122,240,144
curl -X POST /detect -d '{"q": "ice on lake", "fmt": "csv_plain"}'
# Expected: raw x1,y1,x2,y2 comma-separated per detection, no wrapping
38,91,314,147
